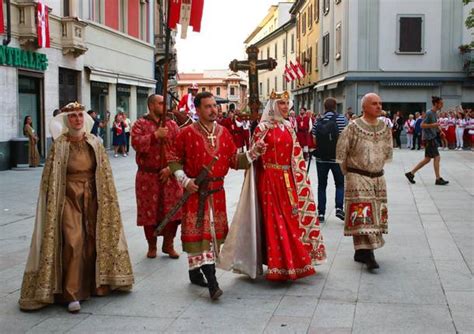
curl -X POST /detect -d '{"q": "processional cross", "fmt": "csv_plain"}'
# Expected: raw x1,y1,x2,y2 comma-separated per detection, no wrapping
229,45,277,120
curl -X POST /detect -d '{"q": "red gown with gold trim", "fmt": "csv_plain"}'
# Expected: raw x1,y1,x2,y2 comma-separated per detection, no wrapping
254,123,326,281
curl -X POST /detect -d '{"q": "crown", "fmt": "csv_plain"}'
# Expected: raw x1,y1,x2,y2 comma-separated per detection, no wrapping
269,90,290,101
61,101,85,112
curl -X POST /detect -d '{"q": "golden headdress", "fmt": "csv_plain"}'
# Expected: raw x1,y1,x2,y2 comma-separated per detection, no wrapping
60,101,85,113
269,90,290,101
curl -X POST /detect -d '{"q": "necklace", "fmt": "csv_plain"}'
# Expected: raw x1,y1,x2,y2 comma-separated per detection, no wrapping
198,121,217,147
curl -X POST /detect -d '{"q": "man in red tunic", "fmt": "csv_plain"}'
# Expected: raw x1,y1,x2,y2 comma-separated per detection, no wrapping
132,94,183,259
296,107,310,160
221,110,245,152
178,83,199,120
168,92,265,300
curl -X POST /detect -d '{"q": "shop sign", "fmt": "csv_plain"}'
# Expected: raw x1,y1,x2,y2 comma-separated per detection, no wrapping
0,45,48,71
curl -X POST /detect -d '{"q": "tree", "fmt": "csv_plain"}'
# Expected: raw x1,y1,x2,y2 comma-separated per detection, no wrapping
464,0,474,30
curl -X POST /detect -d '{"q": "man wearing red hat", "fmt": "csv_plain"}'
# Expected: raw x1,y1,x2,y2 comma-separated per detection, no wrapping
178,83,199,120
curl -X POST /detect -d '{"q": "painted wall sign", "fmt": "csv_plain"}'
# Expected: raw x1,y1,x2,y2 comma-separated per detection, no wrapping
0,46,48,71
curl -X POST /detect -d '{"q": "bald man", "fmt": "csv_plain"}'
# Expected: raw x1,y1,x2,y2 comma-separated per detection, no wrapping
336,93,393,270
131,94,183,259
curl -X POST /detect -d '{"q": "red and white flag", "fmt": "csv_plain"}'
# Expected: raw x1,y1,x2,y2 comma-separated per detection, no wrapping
284,64,296,82
284,60,306,82
0,0,5,34
168,0,204,39
36,1,50,48
290,59,306,79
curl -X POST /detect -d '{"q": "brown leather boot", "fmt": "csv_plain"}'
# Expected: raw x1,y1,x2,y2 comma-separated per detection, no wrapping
147,237,157,258
162,233,179,259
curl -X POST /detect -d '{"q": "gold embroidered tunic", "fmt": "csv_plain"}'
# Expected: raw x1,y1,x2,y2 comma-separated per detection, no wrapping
336,118,393,250
19,133,134,310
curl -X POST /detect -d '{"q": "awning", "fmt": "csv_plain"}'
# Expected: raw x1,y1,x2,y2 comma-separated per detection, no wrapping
86,66,156,88
314,76,346,91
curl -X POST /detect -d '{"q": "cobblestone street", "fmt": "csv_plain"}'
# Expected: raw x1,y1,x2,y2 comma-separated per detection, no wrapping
0,149,472,333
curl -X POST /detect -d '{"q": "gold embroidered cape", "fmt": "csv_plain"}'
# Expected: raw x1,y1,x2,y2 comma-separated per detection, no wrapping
19,134,134,310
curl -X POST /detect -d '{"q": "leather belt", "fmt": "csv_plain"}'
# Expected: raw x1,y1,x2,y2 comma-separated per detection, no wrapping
263,163,291,171
347,167,384,178
197,176,224,228
138,166,162,173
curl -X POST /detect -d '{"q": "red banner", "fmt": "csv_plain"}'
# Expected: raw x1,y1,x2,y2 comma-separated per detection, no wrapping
0,0,5,34
36,2,50,48
168,0,204,38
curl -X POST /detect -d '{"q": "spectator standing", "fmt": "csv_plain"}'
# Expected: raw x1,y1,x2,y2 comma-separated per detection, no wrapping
413,112,423,150
404,114,415,149
112,114,127,157
312,98,348,222
23,116,41,167
455,111,467,150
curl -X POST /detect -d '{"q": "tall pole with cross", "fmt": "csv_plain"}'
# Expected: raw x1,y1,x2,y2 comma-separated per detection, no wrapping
229,45,277,121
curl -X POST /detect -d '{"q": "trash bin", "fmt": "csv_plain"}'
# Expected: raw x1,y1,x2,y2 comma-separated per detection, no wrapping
10,137,29,167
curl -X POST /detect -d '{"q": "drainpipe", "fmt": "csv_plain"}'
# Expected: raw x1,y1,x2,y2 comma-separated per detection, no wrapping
2,0,11,46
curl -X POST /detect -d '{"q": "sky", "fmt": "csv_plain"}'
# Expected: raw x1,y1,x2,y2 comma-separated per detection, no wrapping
175,0,279,73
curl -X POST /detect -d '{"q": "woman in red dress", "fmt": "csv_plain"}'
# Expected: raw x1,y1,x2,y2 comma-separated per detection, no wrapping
219,91,326,281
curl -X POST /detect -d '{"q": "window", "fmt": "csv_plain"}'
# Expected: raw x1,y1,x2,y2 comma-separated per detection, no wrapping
323,32,330,65
63,0,70,16
216,87,221,96
308,47,312,73
398,15,424,53
267,47,270,59
119,0,127,33
302,12,306,35
230,87,235,95
308,5,313,29
302,51,306,72
274,43,278,59
314,0,320,23
140,0,147,41
335,22,342,60
291,34,295,53
315,40,319,71
283,75,287,90
202,87,206,92
93,0,102,23
267,78,270,95
259,82,263,95
275,76,278,92
260,50,263,60
323,0,330,15
283,38,286,56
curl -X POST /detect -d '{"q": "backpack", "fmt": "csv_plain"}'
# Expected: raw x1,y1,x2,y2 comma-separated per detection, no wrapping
314,113,339,160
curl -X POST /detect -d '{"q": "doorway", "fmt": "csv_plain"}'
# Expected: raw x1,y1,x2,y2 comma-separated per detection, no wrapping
18,75,44,156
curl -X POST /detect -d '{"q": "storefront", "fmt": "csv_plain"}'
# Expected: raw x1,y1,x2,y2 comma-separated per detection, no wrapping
0,45,49,170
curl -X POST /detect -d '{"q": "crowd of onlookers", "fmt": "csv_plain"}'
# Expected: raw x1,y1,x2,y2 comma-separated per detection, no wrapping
386,108,474,151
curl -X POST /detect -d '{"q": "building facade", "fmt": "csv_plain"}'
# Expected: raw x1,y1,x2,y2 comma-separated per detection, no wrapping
291,0,320,113
0,0,156,170
314,0,474,116
244,1,296,107
176,70,247,113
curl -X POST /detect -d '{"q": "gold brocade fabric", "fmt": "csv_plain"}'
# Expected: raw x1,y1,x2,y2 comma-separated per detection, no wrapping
336,118,393,239
24,125,40,167
61,140,97,302
19,134,134,311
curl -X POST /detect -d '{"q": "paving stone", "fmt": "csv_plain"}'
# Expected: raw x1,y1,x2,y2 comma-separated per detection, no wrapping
264,315,311,334
68,315,174,333
310,300,355,329
352,303,456,334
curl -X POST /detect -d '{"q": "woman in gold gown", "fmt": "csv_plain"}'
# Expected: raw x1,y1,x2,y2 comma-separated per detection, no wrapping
23,116,41,167
19,102,134,313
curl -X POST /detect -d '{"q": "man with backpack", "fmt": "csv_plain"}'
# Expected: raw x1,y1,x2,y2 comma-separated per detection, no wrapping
311,97,348,222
